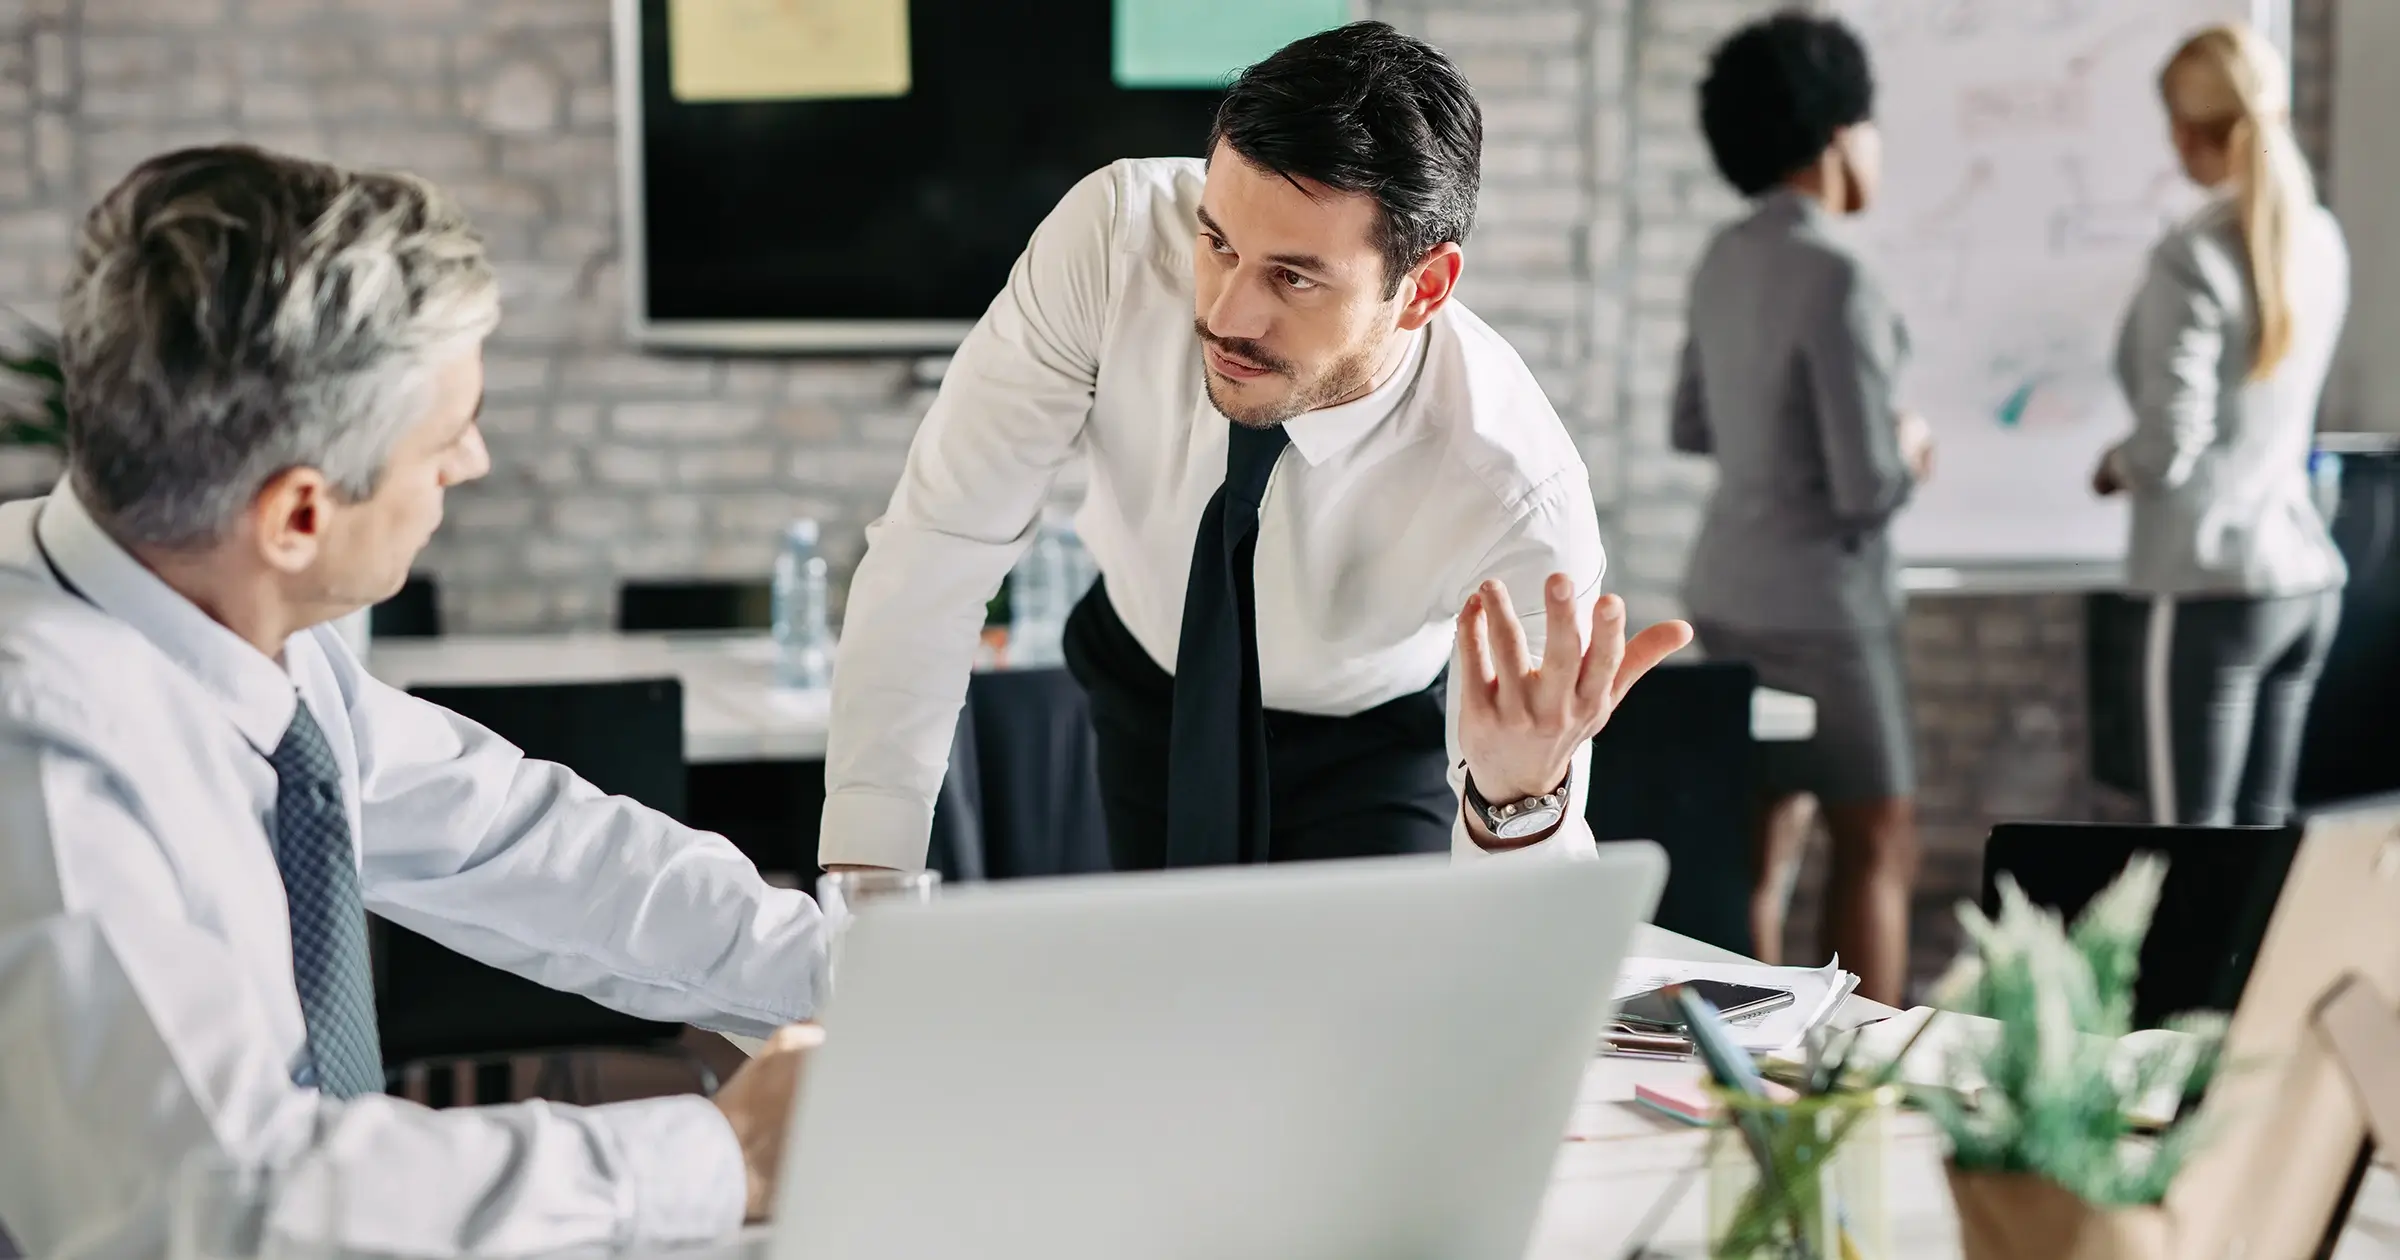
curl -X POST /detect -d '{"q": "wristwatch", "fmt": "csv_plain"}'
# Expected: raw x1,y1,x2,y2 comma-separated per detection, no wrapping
1463,768,1573,841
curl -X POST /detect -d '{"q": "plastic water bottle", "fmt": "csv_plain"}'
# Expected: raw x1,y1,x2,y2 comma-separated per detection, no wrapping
2310,450,2343,524
772,519,833,690
1008,518,1071,668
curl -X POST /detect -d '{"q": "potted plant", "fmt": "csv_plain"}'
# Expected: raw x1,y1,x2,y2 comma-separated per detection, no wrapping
1929,856,2227,1260
0,313,67,498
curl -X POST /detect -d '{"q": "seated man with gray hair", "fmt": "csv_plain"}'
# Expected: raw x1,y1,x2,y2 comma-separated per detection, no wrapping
0,146,822,1258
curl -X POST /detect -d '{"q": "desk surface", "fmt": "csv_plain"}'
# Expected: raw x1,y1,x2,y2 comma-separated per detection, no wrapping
678,922,2400,1260
366,633,1819,761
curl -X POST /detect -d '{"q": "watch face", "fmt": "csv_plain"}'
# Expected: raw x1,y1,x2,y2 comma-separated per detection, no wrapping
1493,804,1564,840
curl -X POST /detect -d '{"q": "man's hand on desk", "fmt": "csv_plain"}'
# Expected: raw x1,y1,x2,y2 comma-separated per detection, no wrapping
1455,576,1693,849
712,1023,825,1222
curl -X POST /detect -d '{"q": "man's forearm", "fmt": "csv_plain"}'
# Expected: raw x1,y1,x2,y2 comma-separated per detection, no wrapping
817,511,1018,871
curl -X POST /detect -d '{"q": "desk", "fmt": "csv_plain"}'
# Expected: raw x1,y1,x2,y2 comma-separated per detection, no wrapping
365,633,1819,763
680,923,2400,1260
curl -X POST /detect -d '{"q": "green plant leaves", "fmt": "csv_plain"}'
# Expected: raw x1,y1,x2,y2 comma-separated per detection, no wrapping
1929,855,2225,1206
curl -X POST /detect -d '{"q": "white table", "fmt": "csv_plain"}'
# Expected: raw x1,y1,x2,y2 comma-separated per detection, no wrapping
365,633,1820,764
671,923,2400,1260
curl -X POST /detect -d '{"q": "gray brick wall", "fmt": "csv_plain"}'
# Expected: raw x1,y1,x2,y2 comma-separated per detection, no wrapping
0,0,2336,992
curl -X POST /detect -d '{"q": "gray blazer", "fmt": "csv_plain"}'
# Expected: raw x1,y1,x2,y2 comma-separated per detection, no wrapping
2109,198,2349,598
1673,190,1915,632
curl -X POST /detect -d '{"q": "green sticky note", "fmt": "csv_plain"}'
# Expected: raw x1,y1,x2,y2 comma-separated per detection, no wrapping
1113,0,1353,89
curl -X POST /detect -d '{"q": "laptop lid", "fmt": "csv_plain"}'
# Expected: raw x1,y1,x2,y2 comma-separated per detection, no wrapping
769,845,1667,1260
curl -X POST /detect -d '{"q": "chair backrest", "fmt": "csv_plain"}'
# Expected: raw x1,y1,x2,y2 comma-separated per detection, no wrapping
2084,591,2149,797
617,579,773,633
1981,821,2301,1028
1586,660,1759,957
2298,447,2400,806
377,679,689,1063
409,679,687,821
949,667,1111,880
370,574,442,639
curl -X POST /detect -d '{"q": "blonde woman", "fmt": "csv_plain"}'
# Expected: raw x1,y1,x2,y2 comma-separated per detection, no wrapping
2094,24,2347,827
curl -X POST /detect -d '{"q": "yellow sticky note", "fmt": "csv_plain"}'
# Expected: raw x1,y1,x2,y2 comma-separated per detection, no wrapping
668,0,911,103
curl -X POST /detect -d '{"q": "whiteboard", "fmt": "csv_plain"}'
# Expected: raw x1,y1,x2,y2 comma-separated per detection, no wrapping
1828,0,2279,563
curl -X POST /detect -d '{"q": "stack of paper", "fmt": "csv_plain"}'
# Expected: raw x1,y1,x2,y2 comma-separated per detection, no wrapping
1610,956,1860,1055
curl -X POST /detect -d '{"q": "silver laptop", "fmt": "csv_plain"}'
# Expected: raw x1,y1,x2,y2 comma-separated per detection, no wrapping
769,844,1667,1260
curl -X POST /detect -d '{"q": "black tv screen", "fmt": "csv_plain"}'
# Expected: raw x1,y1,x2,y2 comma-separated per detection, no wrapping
615,0,1273,351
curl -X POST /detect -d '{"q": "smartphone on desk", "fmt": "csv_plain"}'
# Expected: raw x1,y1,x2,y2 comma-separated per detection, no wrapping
1613,979,1794,1034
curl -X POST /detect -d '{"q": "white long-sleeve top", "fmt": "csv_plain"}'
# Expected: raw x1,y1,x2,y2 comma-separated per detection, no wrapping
0,484,824,1259
821,157,1610,870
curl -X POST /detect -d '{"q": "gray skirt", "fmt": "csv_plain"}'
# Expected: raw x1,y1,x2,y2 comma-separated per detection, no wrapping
1692,620,1917,803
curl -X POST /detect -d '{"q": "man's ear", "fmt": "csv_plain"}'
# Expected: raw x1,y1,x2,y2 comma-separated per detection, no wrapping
1396,242,1464,333
248,467,332,576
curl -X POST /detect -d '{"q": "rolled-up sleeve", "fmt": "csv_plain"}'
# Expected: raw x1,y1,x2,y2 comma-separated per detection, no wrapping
819,165,1118,870
1802,260,1914,527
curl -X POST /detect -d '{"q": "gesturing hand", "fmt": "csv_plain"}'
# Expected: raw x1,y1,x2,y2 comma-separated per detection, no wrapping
1898,411,1937,484
1455,575,1694,840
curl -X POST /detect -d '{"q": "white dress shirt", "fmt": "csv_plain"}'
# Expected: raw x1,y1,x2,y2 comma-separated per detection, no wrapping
824,157,1609,870
0,485,824,1259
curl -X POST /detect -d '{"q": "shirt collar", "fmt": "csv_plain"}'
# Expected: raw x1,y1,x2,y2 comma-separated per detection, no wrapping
1279,324,1428,467
36,479,299,754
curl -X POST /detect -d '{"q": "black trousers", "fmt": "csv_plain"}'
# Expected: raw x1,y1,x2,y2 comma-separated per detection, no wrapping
2143,589,2343,827
1062,580,1454,868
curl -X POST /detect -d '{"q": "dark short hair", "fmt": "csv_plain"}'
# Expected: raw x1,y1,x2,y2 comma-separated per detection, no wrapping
1698,13,1875,198
1209,20,1481,298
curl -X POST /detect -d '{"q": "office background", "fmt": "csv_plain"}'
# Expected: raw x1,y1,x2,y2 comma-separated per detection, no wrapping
0,0,2345,991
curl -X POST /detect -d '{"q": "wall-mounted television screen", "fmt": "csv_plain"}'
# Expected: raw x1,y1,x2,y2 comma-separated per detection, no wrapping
612,0,1351,353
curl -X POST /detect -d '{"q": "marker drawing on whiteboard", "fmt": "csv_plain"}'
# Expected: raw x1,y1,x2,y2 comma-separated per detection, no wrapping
2049,157,2185,256
1997,379,2037,429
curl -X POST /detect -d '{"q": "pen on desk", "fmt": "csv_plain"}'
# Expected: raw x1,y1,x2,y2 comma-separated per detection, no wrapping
1603,1028,1693,1059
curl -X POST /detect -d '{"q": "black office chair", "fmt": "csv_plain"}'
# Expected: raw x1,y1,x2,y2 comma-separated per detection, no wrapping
1587,660,1760,957
379,678,710,1107
686,671,1080,884
2084,591,2150,797
1979,821,2301,1029
617,579,774,632
933,667,1111,880
370,574,442,639
614,578,813,874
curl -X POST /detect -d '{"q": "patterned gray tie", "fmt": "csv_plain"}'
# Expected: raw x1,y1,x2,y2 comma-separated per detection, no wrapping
266,700,385,1099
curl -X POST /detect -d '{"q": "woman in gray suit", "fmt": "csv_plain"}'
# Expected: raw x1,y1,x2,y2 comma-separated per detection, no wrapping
1672,13,1932,1006
2094,24,2347,827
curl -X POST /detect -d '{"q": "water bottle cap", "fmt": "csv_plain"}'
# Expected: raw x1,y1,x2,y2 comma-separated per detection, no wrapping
786,519,820,545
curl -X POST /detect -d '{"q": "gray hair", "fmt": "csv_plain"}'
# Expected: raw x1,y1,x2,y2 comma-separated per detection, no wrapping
61,145,500,548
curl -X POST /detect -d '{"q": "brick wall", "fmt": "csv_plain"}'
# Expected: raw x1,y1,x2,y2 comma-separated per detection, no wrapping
0,0,2338,993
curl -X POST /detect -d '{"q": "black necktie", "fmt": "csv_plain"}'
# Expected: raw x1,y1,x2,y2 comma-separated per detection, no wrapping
1166,421,1291,867
266,701,385,1099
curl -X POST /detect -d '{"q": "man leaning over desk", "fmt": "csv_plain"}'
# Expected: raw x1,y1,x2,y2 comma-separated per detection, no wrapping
823,22,1695,874
0,147,820,1259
